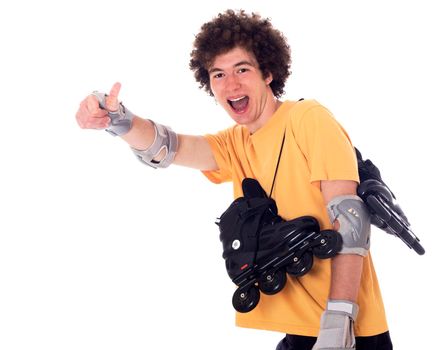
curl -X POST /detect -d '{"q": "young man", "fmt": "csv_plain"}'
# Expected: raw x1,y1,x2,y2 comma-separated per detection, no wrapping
76,10,392,350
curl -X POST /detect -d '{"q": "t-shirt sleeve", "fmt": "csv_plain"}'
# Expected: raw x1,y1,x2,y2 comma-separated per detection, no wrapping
201,129,233,184
292,103,359,186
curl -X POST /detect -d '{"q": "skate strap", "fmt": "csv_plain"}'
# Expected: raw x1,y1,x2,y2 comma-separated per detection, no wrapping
239,201,274,220
269,131,286,198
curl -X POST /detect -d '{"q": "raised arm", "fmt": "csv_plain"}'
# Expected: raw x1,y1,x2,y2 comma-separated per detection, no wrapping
75,82,218,171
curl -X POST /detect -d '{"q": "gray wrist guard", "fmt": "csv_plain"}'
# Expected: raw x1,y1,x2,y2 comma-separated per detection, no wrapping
313,300,359,350
131,120,178,169
327,195,371,256
92,91,134,136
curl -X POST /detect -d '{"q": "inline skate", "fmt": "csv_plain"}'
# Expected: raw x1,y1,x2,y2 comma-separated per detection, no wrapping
355,148,425,255
216,178,343,313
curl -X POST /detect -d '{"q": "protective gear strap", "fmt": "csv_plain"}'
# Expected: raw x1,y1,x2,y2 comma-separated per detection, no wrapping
326,195,371,256
130,120,178,169
326,300,359,321
312,300,359,350
92,91,134,136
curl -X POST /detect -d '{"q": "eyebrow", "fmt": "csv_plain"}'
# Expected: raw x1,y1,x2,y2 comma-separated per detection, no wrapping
208,60,256,74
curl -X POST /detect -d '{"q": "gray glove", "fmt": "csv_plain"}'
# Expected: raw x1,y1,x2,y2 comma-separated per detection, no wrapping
312,300,358,350
92,91,134,136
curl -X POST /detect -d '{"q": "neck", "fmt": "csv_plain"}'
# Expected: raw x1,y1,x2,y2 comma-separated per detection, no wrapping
248,94,282,134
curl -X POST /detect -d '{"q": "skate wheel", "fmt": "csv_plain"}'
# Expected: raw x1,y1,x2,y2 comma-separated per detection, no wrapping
286,252,313,277
232,286,260,313
258,269,287,295
313,230,343,259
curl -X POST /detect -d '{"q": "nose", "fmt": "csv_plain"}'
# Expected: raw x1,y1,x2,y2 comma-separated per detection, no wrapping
225,73,241,92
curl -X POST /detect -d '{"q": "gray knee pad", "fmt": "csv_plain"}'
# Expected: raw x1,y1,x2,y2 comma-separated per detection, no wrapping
327,195,371,256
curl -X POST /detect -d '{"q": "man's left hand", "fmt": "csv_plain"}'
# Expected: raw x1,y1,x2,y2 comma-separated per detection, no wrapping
312,300,358,350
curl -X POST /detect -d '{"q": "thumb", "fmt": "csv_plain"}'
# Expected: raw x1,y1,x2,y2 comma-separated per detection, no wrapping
106,82,122,111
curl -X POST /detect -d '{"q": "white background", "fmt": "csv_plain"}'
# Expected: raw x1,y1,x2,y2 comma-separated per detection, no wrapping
1,0,437,349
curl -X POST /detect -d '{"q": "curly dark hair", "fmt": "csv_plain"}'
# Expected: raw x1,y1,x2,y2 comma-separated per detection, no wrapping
189,10,291,98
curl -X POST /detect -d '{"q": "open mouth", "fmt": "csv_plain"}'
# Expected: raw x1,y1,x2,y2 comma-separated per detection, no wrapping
227,96,249,113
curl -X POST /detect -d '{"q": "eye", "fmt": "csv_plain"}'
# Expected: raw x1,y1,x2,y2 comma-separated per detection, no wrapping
238,67,249,74
212,72,225,79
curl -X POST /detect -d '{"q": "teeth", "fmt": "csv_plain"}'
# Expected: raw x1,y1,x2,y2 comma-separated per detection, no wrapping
228,96,246,102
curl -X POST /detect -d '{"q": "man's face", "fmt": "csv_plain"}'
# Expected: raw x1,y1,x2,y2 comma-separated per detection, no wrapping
208,46,274,132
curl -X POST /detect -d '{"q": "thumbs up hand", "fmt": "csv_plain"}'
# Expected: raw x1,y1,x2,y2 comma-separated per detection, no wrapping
105,82,122,112
76,82,134,136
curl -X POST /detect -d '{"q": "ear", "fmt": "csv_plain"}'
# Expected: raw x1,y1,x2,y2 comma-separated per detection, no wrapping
264,72,273,85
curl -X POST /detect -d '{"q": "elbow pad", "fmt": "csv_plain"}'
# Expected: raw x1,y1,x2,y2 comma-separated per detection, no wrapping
326,195,371,256
131,120,178,169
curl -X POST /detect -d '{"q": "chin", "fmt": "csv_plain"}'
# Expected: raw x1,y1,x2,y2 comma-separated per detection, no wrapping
227,108,251,123
232,115,254,127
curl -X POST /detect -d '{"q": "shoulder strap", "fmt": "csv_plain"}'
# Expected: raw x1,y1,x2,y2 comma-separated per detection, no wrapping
268,130,286,198
268,98,305,198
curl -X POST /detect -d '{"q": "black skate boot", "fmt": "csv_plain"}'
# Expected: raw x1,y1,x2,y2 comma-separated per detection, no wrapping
216,178,343,313
355,148,425,255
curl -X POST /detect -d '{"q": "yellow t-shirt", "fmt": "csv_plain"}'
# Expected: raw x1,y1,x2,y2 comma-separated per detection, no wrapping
202,100,388,337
